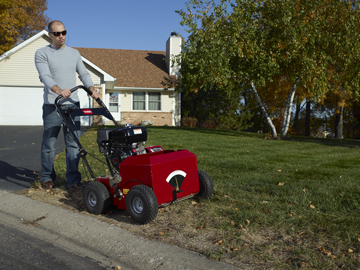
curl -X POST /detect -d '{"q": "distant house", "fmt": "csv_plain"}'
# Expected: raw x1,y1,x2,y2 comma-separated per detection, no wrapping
0,30,182,126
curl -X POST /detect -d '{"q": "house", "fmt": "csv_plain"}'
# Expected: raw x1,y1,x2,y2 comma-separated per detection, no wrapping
0,30,182,126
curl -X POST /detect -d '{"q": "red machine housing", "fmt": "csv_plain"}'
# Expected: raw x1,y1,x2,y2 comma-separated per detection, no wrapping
96,148,200,209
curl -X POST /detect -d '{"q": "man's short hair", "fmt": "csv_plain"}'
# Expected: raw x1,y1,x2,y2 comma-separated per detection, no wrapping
48,20,65,32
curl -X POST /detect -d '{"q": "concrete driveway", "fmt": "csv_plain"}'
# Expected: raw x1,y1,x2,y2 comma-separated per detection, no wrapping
0,126,81,191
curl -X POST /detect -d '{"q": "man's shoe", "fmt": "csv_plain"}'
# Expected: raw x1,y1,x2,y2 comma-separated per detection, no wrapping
71,183,84,191
42,180,54,189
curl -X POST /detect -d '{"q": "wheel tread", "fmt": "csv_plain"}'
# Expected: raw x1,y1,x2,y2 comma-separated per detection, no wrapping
83,181,111,215
196,170,214,200
126,185,158,224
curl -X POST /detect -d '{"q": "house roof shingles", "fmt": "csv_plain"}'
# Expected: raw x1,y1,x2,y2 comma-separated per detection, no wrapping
75,47,170,89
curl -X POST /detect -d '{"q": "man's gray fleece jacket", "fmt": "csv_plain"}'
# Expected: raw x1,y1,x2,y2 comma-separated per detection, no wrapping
35,44,94,105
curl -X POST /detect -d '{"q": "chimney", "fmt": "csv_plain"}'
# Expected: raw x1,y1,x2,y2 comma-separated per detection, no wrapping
166,32,182,77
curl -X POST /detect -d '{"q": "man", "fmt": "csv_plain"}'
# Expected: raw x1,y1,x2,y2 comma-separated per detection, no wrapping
35,20,99,190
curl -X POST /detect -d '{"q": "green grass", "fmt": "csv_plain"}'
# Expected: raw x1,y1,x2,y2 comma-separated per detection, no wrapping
54,126,360,268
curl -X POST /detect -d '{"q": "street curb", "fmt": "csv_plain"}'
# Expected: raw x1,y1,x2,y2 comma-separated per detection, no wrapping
0,191,240,270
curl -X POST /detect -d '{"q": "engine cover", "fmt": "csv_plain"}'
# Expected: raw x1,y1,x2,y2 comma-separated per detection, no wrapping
97,125,148,169
110,126,147,144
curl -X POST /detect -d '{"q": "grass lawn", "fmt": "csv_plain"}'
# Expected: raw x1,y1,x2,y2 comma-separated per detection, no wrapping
52,126,360,269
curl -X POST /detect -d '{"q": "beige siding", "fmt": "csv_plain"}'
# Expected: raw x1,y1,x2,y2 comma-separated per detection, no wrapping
0,35,102,87
0,36,50,86
121,90,132,111
161,91,173,112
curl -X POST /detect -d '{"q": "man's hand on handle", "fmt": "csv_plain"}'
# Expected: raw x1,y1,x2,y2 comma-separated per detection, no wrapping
88,86,99,99
51,85,71,98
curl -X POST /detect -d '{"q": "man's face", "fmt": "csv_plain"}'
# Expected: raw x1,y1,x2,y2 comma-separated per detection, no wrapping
50,23,66,48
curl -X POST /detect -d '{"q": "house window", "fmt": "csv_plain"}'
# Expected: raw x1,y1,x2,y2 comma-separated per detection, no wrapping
109,92,118,112
133,92,161,111
148,92,161,110
133,92,146,110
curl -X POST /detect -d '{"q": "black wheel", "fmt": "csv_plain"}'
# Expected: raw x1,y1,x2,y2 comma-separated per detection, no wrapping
83,181,111,215
195,170,214,200
126,185,158,224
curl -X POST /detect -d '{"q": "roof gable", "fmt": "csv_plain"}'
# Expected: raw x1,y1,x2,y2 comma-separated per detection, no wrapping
0,30,50,62
75,48,169,89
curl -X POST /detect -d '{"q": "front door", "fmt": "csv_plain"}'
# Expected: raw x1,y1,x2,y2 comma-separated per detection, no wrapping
108,92,121,121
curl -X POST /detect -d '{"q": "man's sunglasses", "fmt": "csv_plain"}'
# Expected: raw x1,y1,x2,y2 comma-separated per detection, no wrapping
50,30,67,37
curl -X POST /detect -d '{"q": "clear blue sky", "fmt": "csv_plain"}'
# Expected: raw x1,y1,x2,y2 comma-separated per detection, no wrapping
45,0,191,51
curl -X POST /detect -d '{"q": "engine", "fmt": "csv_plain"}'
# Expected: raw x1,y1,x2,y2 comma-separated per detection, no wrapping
97,124,147,170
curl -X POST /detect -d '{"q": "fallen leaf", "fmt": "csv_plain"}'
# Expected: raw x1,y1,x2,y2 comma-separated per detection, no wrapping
114,266,121,270
246,219,250,225
278,182,284,186
358,238,360,242
191,201,197,205
348,249,353,253
215,240,223,245
231,221,236,226
303,188,306,193
244,244,250,247
277,169,282,172
158,232,164,235
310,205,315,209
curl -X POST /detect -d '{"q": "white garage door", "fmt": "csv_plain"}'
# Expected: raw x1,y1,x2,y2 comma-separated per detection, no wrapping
0,86,91,126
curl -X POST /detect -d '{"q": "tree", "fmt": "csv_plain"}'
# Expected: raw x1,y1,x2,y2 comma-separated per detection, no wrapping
172,0,360,137
0,0,50,55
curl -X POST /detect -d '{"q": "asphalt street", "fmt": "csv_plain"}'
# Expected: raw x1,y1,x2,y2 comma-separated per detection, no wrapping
0,126,243,270
0,126,86,192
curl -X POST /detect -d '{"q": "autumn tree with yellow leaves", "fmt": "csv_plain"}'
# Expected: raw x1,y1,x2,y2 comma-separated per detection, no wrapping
0,0,50,56
172,0,360,137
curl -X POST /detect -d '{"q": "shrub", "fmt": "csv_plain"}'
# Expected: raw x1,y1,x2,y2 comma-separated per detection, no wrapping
199,119,217,129
141,120,153,126
181,117,198,127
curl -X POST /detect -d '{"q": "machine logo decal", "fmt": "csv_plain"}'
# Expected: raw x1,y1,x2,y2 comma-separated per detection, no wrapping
82,109,93,115
166,170,187,190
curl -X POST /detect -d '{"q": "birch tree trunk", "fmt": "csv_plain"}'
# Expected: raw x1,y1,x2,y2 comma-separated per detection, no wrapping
280,81,297,138
334,106,344,139
250,82,277,137
305,99,311,136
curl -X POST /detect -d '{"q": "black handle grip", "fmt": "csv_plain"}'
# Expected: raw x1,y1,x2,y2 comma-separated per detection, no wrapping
54,85,93,106
54,85,120,128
